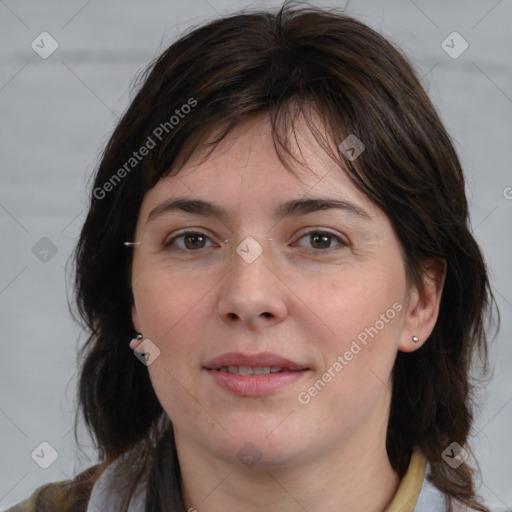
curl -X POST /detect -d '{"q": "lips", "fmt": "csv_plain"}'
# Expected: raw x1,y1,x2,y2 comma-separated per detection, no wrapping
203,352,308,372
217,366,284,375
203,352,309,396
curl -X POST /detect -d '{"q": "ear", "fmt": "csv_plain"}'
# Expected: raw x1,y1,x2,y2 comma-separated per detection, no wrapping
398,259,446,353
131,304,142,333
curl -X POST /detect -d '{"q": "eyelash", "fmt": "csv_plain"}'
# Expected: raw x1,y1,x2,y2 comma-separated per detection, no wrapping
162,230,348,253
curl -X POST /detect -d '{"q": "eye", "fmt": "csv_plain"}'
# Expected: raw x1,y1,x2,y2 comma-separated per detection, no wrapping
163,231,215,251
294,230,348,251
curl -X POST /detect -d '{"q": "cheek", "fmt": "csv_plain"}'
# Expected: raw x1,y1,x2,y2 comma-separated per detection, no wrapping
309,266,405,389
148,363,205,432
131,266,215,403
315,266,404,340
131,274,207,414
299,302,402,436
131,263,218,339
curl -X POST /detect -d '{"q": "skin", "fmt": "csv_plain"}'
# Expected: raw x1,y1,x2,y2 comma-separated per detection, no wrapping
130,113,445,512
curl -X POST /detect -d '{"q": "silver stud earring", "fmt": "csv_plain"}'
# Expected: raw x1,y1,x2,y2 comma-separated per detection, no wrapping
129,333,143,349
412,336,420,343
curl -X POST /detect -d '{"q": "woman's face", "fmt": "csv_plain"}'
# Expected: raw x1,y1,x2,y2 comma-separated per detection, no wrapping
130,114,418,470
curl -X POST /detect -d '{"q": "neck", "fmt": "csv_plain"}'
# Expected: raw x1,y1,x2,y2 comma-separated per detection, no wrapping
175,408,401,511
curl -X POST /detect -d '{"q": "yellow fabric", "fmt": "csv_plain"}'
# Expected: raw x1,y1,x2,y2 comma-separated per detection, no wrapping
385,451,427,512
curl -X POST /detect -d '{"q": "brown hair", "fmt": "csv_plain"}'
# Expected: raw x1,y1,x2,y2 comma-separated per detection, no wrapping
72,2,497,510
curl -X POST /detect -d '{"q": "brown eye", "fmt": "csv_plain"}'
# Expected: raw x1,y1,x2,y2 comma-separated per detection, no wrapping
183,233,207,250
310,233,331,249
295,231,347,251
164,231,214,251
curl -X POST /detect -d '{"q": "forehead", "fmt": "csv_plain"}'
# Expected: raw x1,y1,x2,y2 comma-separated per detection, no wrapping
137,113,381,226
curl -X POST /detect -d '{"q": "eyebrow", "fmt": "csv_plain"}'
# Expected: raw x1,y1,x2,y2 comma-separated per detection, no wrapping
146,196,372,224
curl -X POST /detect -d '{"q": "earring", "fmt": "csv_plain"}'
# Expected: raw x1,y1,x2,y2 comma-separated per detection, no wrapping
412,336,420,343
129,333,143,350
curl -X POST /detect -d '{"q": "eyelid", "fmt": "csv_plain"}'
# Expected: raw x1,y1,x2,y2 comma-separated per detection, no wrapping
161,226,350,252
163,229,220,248
163,228,348,252
293,229,349,249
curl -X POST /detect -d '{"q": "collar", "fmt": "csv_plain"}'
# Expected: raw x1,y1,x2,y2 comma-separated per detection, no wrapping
87,450,445,512
86,458,145,512
386,451,446,512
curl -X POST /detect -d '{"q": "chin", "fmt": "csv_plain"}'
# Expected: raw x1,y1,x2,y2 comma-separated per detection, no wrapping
206,422,314,471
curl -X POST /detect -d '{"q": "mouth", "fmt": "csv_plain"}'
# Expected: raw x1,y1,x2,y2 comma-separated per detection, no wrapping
214,365,296,375
204,351,308,371
203,352,309,396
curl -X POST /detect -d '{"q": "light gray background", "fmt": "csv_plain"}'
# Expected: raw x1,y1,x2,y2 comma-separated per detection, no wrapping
1,0,511,510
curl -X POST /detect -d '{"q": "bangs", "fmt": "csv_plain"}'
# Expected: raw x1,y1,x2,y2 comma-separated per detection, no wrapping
156,98,352,186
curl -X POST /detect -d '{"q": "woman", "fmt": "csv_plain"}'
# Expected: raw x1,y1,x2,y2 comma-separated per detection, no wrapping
8,2,497,511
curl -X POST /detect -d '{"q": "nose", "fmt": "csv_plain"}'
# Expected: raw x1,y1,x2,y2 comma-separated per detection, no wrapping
216,238,289,330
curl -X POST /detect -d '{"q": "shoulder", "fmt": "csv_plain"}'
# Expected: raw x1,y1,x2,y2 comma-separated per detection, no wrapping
4,465,102,512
